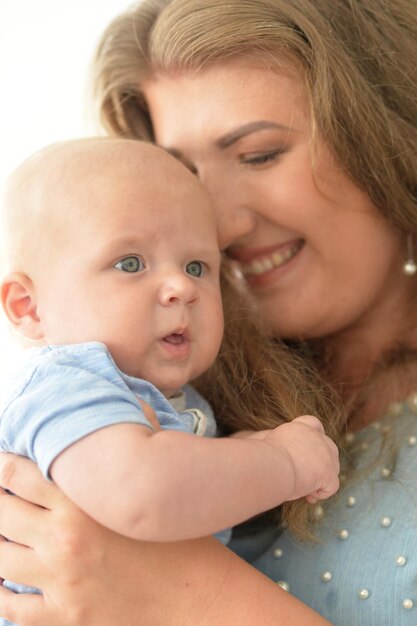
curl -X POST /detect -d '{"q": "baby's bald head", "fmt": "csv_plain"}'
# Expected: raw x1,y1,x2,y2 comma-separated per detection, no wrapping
1,137,205,278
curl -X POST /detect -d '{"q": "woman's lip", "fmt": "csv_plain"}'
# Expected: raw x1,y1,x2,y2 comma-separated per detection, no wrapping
229,240,305,290
231,239,304,284
228,240,303,263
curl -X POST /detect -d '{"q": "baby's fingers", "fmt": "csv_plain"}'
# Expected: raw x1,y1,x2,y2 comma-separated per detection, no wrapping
313,474,340,501
292,415,325,432
138,399,161,431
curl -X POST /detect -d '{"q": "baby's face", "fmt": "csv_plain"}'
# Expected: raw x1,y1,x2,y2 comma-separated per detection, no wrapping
34,144,223,395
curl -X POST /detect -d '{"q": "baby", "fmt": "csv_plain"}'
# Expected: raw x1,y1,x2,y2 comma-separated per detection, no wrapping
0,138,339,546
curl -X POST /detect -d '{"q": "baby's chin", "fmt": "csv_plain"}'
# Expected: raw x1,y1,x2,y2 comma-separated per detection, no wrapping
124,355,211,395
133,368,193,396
147,369,206,398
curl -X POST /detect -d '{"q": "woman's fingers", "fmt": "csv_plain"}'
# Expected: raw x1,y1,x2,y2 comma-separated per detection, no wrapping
0,489,46,546
0,586,50,626
0,453,63,509
0,537,41,588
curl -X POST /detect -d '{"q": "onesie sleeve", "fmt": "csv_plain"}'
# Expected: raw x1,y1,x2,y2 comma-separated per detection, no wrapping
0,344,152,478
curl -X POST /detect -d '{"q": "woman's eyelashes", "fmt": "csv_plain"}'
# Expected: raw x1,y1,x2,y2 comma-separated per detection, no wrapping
165,143,286,175
240,148,285,167
114,255,145,273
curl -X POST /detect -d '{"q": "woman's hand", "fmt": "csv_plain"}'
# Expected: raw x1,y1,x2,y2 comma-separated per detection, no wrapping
0,453,332,626
0,453,153,626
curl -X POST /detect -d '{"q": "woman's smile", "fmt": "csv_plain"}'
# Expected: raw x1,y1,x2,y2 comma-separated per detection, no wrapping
229,240,304,287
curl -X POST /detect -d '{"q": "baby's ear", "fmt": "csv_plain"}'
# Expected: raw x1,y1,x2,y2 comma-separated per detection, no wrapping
1,273,44,340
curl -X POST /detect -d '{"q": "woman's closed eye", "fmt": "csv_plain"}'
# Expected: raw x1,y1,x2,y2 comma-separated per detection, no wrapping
114,255,145,273
240,149,285,167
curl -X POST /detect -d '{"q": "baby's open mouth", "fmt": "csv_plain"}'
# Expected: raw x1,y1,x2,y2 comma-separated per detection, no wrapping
160,331,190,359
163,333,186,345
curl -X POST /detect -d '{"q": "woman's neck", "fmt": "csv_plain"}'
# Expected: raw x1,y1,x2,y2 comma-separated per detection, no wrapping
325,322,417,431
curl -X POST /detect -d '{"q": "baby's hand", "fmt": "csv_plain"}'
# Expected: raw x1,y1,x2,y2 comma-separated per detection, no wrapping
262,416,340,503
138,398,161,432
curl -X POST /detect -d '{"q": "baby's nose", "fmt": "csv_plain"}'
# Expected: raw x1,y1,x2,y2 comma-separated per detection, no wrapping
158,275,199,306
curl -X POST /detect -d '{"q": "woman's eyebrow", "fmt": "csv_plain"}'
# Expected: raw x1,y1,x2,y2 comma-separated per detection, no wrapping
215,120,291,149
160,120,292,158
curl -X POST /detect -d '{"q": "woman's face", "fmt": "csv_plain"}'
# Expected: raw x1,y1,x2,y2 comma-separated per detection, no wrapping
144,58,405,342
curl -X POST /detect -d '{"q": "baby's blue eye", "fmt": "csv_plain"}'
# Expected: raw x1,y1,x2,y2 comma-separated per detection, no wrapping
186,261,204,277
114,256,144,273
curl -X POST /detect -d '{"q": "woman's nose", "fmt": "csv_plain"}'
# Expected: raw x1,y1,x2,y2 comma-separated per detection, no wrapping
199,171,257,250
216,207,258,250
158,274,200,307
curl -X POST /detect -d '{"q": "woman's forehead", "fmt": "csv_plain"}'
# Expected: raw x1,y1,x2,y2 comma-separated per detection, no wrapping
144,59,308,143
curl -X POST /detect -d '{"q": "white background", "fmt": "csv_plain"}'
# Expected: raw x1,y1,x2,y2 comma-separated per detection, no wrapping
0,1,133,391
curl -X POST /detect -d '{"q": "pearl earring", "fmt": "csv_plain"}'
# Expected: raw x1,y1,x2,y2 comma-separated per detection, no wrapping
403,233,417,276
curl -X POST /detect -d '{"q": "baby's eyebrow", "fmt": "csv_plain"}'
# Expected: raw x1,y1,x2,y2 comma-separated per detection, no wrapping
182,247,220,261
200,249,222,260
100,236,143,254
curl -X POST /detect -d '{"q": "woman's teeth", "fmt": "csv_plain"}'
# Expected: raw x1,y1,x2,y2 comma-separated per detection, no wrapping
241,242,302,277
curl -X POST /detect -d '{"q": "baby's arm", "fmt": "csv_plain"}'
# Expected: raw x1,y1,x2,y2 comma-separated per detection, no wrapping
50,413,339,541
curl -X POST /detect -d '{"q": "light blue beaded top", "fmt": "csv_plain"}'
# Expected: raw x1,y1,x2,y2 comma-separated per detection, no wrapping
233,394,417,625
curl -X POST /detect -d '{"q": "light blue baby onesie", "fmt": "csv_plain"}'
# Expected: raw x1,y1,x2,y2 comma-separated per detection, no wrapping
0,341,228,626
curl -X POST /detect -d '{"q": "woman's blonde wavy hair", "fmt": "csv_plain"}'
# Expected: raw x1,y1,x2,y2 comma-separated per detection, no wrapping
90,0,417,539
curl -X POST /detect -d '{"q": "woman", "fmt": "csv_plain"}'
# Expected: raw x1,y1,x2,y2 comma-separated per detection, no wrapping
0,0,416,624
